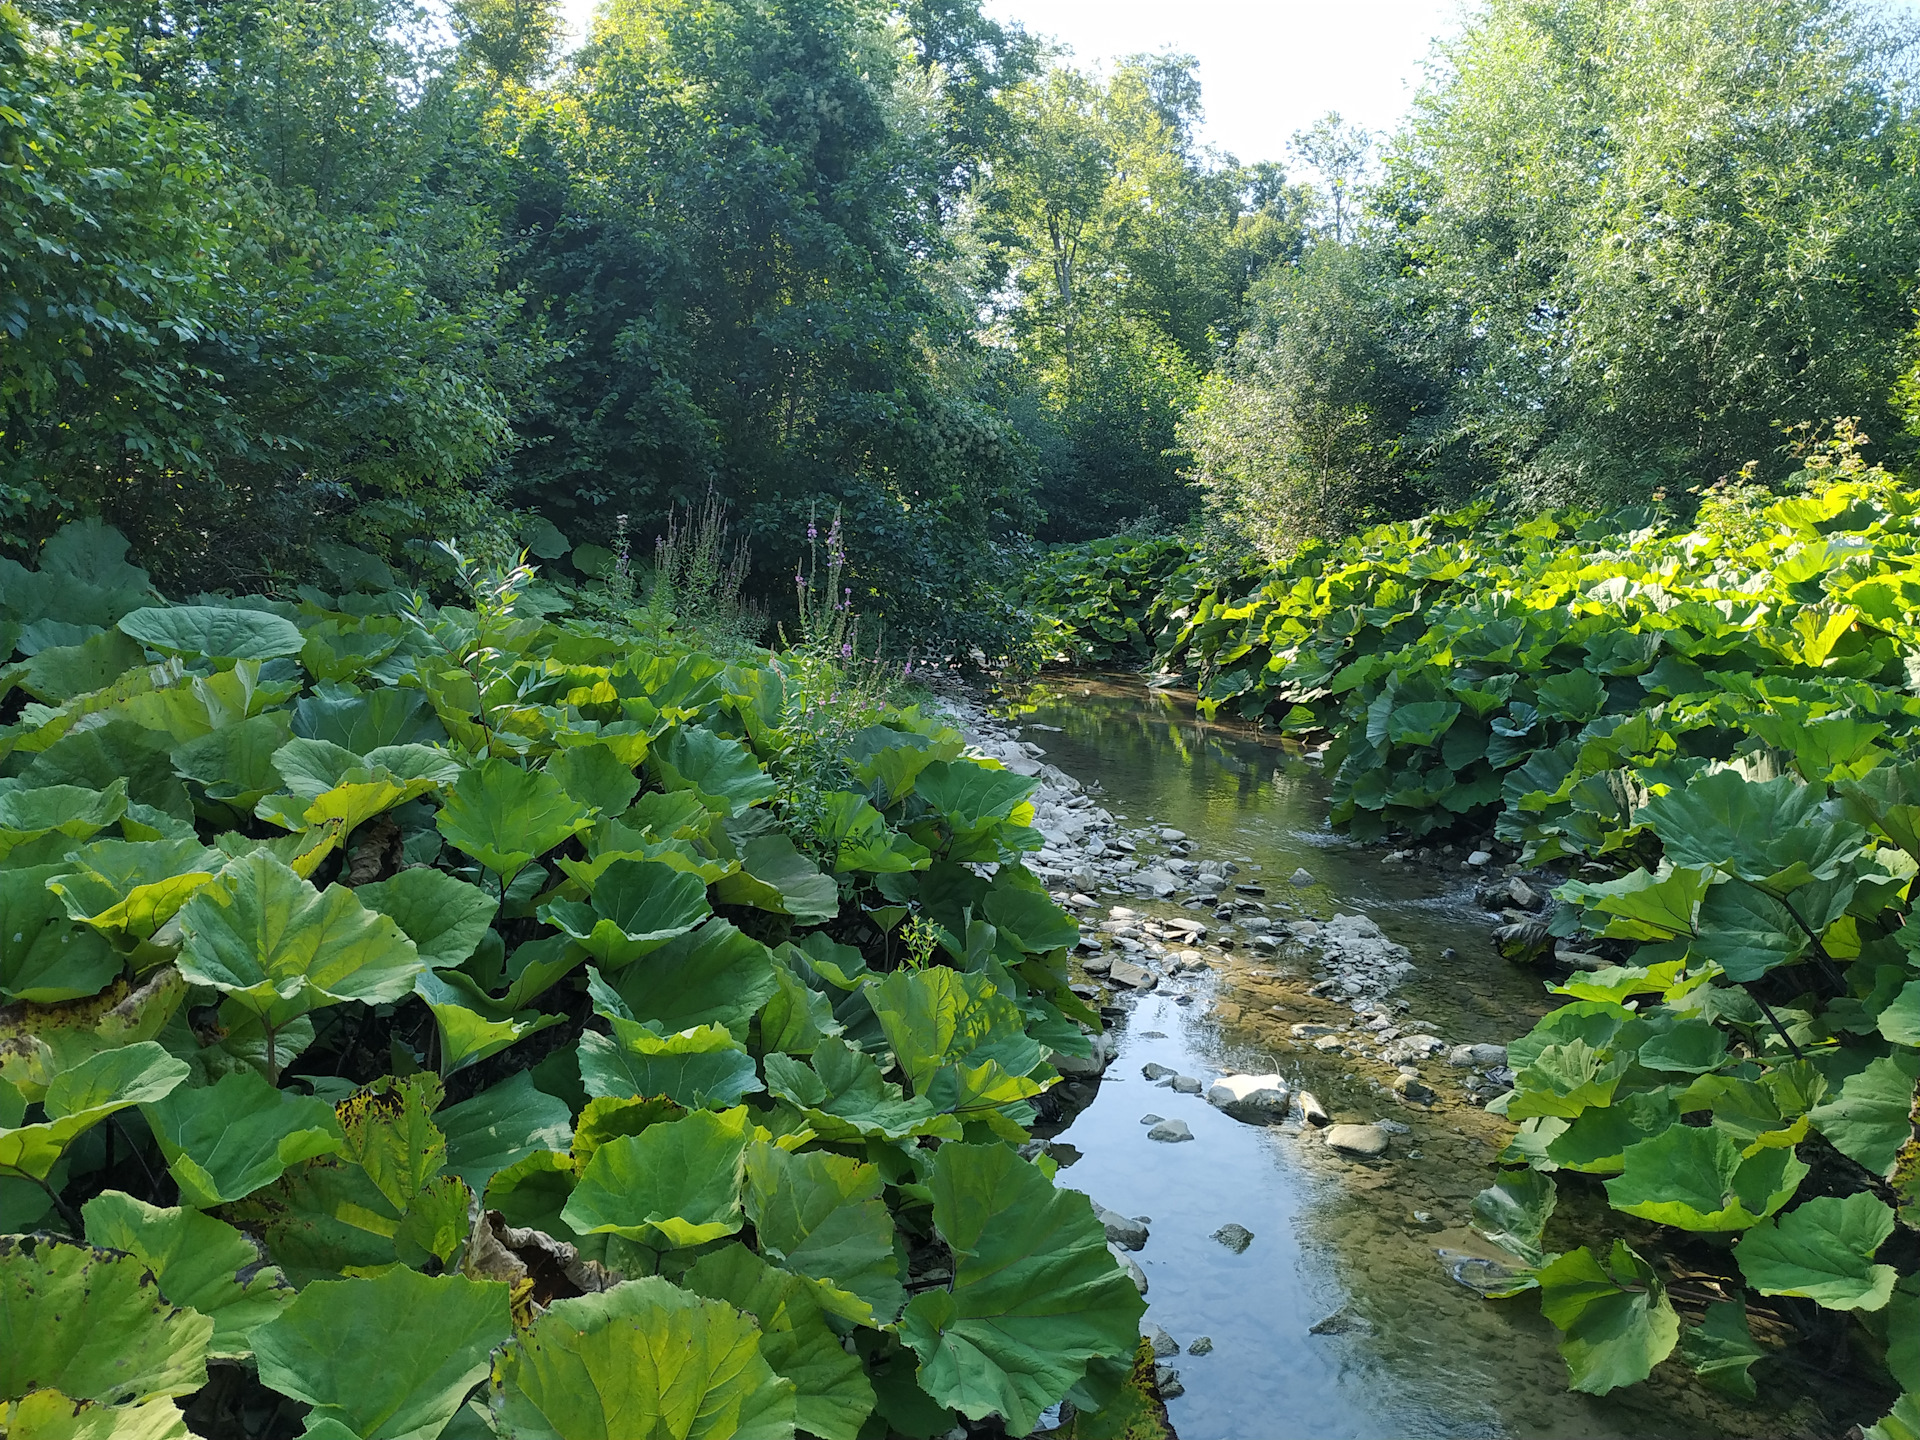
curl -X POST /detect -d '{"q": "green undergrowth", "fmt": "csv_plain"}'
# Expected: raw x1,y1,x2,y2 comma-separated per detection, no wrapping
1031,477,1920,1427
0,523,1144,1440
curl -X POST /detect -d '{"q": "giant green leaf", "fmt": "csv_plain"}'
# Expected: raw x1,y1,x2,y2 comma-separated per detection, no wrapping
415,972,564,1077
817,793,928,874
1679,1298,1767,1401
980,881,1080,956
1692,883,1808,981
435,761,592,883
1556,865,1711,942
0,781,127,863
541,858,711,967
488,1276,795,1440
1535,1241,1680,1395
867,967,1048,1102
1604,1124,1806,1231
0,864,122,1004
743,1141,902,1325
171,713,293,808
1506,1039,1634,1120
0,1389,191,1440
0,1044,189,1182
1470,1168,1558,1268
578,1019,761,1109
594,920,777,1035
1545,1088,1679,1174
1636,1019,1729,1074
141,1068,342,1206
713,834,839,923
47,838,222,944
176,851,424,1033
354,869,498,969
899,1142,1143,1434
649,727,776,817
252,1269,509,1440
437,1074,574,1192
912,762,1034,830
682,1245,875,1440
0,1235,211,1402
1809,1055,1919,1178
560,1106,752,1249
1736,1193,1897,1311
547,742,642,818
80,1191,292,1359
763,1042,961,1144
118,605,304,662
1641,768,1866,892
1879,979,1920,1048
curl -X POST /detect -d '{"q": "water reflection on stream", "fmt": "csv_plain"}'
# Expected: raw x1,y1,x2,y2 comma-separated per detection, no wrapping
1008,678,1828,1440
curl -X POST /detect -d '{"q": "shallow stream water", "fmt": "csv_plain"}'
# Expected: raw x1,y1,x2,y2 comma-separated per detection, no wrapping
1005,677,1842,1440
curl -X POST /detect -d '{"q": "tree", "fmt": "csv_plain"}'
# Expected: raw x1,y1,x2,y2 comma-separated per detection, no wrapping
1394,0,1920,503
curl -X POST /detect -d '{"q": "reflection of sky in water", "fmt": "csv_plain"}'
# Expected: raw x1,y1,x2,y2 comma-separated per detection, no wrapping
1013,679,1792,1440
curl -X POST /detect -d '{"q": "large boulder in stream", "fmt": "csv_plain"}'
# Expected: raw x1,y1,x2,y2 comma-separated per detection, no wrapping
1323,1123,1390,1158
1207,1073,1290,1120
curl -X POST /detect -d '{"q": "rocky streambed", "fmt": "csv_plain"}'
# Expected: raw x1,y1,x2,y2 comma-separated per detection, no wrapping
931,678,1843,1440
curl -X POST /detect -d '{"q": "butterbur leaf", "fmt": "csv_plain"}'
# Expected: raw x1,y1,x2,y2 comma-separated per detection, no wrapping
48,838,223,944
0,865,122,1004
1556,865,1710,942
1865,1394,1920,1440
817,792,928,874
1641,768,1865,892
141,1069,342,1206
578,1021,761,1109
1535,1241,1679,1395
416,971,564,1076
1604,1124,1806,1231
743,1141,903,1325
437,1074,574,1192
560,1106,752,1249
80,1191,293,1359
489,1276,795,1440
1,1043,189,1182
0,781,127,861
1735,1193,1898,1311
547,743,641,817
595,920,777,1034
1680,1298,1766,1400
118,605,304,661
540,859,711,968
0,1235,211,1402
682,1246,875,1440
354,869,498,969
337,1074,447,1214
867,968,1047,1099
763,1042,960,1144
1692,884,1807,981
712,834,839,923
1809,1056,1919,1178
900,1142,1144,1434
1470,1169,1558,1267
649,726,776,817
436,761,592,883
0,1389,190,1440
252,1269,510,1440
1506,1039,1633,1120
176,851,424,1031
1636,1019,1729,1074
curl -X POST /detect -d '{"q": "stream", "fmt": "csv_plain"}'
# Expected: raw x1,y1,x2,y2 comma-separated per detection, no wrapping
995,677,1840,1440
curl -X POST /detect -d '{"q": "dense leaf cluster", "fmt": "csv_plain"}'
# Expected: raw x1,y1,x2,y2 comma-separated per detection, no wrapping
1032,481,1920,1423
0,524,1145,1439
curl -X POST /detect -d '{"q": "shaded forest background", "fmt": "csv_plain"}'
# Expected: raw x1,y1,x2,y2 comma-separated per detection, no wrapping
10,0,1920,654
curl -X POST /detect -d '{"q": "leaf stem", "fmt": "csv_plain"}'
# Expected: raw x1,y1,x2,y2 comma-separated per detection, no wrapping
1745,990,1806,1062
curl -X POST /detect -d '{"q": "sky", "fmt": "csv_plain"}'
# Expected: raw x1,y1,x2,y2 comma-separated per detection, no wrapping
558,0,1464,167
980,0,1465,165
